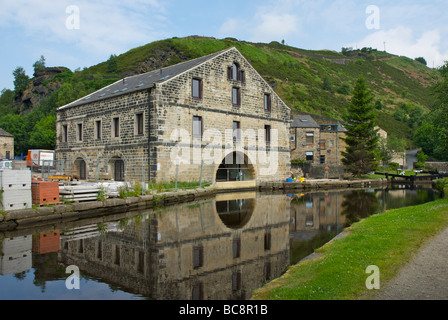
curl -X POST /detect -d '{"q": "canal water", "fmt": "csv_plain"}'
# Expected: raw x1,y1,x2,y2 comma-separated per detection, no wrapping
0,186,440,300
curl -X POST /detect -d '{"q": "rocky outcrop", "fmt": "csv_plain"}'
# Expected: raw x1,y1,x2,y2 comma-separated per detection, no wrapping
14,67,67,112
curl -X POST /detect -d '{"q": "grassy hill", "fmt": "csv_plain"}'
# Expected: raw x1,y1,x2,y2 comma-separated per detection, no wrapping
0,36,439,154
82,36,439,145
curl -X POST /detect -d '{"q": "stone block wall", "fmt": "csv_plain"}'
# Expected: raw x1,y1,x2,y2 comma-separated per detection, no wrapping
152,47,291,184
56,91,150,182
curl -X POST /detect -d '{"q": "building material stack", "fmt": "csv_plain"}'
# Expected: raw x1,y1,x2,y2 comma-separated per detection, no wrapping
31,180,60,206
0,169,32,211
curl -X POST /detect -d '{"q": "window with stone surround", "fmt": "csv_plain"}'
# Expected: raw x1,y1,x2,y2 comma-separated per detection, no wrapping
77,123,83,142
233,121,241,141
135,113,144,136
192,78,202,99
62,125,68,142
319,139,326,149
112,117,120,138
306,132,314,145
264,93,271,112
193,116,202,139
232,87,241,106
306,151,314,161
95,120,101,140
264,125,271,144
227,63,245,82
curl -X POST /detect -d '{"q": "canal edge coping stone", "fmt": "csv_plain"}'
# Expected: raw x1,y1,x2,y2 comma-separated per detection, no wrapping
0,185,217,231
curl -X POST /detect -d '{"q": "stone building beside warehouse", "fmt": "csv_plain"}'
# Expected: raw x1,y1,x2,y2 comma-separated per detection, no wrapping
0,128,14,160
290,113,347,167
56,47,291,186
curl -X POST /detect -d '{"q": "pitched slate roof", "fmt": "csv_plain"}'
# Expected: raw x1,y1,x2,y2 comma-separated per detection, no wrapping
0,128,13,137
291,115,320,128
58,47,232,110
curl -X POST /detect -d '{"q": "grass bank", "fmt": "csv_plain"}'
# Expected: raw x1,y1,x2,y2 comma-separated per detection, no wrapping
251,198,448,300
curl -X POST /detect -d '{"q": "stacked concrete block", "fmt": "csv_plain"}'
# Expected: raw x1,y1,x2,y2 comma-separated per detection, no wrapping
0,169,32,211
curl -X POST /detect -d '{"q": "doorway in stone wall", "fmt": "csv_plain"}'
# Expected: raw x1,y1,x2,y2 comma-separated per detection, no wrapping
114,159,125,181
73,158,87,180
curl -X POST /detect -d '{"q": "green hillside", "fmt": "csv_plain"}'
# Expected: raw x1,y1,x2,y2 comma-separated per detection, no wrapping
0,36,439,155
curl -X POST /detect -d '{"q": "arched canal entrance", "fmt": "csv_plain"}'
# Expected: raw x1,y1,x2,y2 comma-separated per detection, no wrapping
215,151,257,191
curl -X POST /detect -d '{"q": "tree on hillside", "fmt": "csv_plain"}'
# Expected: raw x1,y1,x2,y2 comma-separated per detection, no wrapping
415,57,427,66
415,62,448,161
107,54,118,74
341,77,379,176
12,67,29,95
430,63,448,160
33,55,46,72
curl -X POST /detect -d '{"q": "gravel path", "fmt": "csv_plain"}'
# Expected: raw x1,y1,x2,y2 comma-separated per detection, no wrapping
374,227,448,300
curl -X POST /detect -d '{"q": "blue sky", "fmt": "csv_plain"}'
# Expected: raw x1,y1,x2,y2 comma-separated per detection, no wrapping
1,0,447,91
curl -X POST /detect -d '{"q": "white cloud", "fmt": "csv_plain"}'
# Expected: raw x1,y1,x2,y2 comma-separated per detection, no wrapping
219,18,239,36
350,26,448,67
218,0,301,43
250,12,300,43
0,0,169,57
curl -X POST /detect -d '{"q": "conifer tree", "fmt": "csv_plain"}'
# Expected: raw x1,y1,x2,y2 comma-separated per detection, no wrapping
341,77,379,176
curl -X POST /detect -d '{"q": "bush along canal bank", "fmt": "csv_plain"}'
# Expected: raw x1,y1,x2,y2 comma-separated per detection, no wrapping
251,197,448,300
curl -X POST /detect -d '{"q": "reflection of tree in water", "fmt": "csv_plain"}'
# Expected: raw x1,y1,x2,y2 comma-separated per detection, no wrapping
341,190,380,226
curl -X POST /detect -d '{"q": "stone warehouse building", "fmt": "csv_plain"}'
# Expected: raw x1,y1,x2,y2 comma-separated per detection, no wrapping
56,47,291,186
0,128,14,160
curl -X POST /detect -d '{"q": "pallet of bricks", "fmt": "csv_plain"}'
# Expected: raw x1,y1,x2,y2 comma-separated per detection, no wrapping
31,178,60,206
0,169,32,211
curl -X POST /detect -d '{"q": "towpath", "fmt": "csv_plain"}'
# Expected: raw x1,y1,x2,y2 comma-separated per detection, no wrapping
374,226,448,300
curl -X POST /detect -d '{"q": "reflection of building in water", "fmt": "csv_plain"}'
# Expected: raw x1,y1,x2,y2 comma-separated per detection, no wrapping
58,193,290,300
0,236,32,275
289,191,347,240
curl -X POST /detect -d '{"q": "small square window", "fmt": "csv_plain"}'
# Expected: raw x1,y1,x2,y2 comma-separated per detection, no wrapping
319,140,326,149
306,151,314,161
306,132,314,144
320,155,326,164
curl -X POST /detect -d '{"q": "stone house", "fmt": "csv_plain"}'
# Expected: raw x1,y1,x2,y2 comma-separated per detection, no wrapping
0,128,14,160
56,47,291,186
290,113,347,166
374,127,406,169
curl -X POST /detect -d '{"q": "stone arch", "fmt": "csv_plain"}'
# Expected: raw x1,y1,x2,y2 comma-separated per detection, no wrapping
73,157,87,180
215,151,257,182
